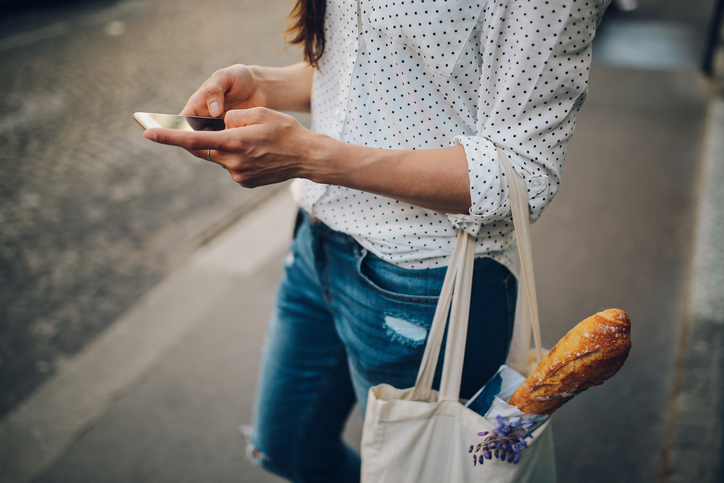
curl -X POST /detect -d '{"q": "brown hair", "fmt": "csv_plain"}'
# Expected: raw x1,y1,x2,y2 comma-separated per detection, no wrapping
286,0,327,68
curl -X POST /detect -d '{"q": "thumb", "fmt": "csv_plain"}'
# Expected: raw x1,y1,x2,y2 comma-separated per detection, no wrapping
201,69,239,117
204,83,225,118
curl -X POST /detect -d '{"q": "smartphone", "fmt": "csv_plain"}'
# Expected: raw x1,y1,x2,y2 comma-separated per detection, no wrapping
465,365,525,416
133,112,225,131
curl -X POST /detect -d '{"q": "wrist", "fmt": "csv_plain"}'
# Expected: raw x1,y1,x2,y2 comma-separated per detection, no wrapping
301,134,350,185
305,140,398,192
246,63,312,112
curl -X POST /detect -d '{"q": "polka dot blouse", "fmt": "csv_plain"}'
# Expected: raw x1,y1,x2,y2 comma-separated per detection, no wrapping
291,0,610,270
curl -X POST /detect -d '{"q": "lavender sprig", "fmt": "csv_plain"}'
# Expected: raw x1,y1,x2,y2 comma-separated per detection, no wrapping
469,416,535,466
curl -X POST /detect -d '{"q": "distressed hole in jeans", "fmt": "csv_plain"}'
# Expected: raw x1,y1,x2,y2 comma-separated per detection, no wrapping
240,425,271,465
384,315,428,347
283,251,295,268
248,445,270,465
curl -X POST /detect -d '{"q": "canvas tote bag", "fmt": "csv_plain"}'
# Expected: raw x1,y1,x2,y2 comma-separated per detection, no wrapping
360,149,556,483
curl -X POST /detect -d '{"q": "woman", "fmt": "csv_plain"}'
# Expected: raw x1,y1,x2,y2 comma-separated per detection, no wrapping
144,0,611,480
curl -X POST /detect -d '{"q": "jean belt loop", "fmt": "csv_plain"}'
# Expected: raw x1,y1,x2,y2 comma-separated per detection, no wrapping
306,211,319,225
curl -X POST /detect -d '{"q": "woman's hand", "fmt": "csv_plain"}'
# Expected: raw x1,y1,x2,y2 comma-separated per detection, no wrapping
145,105,471,213
181,63,313,119
144,107,336,188
180,64,266,118
144,62,322,186
143,62,470,213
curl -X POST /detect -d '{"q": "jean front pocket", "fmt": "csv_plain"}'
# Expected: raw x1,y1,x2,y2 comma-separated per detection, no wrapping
362,0,488,76
340,249,443,362
355,248,445,304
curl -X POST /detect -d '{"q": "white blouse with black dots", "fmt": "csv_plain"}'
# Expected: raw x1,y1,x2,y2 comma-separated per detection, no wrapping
291,0,610,270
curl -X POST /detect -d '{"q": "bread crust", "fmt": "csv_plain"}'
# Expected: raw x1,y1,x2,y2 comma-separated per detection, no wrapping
507,309,631,415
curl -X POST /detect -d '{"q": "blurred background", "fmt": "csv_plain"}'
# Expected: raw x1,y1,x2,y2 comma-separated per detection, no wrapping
0,0,722,482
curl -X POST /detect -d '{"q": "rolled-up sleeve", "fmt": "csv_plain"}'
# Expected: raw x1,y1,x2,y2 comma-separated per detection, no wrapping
448,0,610,235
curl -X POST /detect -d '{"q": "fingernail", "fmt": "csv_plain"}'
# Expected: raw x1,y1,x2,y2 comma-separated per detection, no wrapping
210,102,221,117
144,130,157,142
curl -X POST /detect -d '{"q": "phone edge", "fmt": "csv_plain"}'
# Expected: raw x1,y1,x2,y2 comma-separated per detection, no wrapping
133,112,161,130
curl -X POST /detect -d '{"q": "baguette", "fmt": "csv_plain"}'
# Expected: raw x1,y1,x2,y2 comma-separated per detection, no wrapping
507,309,631,415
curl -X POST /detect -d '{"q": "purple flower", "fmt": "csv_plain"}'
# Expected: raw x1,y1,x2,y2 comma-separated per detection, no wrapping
470,416,539,467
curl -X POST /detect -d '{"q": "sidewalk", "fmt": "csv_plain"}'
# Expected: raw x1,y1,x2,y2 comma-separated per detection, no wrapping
663,97,724,482
0,189,338,483
0,70,722,483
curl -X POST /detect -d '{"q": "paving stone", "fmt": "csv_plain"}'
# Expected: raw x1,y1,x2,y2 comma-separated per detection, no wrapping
0,0,304,419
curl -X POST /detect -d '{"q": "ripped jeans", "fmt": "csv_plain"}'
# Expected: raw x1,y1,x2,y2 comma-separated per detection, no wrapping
247,211,516,482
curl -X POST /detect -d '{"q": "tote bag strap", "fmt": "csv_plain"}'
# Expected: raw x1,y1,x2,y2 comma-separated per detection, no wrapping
437,230,475,400
498,148,544,364
411,230,474,401
412,147,544,402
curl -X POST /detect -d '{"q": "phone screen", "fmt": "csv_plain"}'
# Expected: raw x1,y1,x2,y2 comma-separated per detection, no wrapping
134,112,225,131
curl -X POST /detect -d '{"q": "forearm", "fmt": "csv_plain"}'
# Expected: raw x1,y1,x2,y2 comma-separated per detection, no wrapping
240,65,471,213
146,105,471,215
308,138,472,214
249,62,314,113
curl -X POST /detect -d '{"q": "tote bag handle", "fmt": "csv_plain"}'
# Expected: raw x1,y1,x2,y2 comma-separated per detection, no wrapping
411,147,543,402
500,149,545,367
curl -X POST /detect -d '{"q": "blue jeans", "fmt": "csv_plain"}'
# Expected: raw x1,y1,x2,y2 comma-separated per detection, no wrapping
248,211,517,482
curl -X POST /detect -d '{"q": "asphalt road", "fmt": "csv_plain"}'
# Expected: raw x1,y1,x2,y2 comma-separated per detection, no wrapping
0,0,720,482
0,0,305,419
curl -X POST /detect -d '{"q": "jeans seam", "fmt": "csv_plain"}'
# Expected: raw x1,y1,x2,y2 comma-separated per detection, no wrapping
354,251,441,305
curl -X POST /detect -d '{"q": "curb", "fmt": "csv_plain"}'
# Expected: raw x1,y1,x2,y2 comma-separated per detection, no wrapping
664,98,724,482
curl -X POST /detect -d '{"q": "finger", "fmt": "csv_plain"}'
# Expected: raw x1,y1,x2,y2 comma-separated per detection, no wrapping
187,147,229,167
143,127,223,152
205,148,227,168
180,93,211,117
180,70,229,117
224,107,276,128
204,85,226,118
199,69,237,117
145,129,228,168
179,78,216,117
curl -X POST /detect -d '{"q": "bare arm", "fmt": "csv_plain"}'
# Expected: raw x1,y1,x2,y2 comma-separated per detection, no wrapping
145,107,471,214
315,138,470,214
145,63,471,214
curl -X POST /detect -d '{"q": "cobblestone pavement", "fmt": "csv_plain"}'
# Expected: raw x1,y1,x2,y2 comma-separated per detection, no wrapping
0,0,304,418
